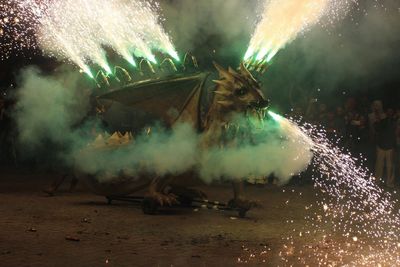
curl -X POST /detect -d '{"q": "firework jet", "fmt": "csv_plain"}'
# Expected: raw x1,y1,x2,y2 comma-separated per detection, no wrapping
38,0,178,75
269,113,400,265
1,0,178,76
244,0,356,66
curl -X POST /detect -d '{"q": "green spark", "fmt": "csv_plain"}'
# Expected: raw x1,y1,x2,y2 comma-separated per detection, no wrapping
266,49,278,62
127,57,137,67
168,50,180,62
244,47,254,60
268,111,283,122
147,54,157,64
256,48,268,61
82,66,94,79
104,65,112,75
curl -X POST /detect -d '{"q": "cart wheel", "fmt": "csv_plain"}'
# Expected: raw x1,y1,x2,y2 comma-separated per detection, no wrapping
238,209,248,218
142,197,158,215
178,196,193,207
227,199,235,208
106,197,112,205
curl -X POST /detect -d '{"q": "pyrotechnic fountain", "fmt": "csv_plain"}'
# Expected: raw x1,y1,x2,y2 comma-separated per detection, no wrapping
268,112,400,266
1,0,179,78
37,0,179,77
244,0,357,69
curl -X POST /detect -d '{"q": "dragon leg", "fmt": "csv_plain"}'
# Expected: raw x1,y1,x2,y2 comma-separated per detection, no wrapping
146,176,179,206
229,180,261,210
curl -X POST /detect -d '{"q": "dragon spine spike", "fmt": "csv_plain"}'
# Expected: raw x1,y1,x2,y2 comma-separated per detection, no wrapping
214,90,231,96
212,79,232,88
239,62,257,82
217,100,234,107
160,58,178,72
228,67,240,77
213,61,234,82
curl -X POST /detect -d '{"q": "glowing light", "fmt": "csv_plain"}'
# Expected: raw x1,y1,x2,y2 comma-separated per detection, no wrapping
3,0,178,70
126,56,137,67
103,64,112,75
82,66,94,79
244,0,358,66
256,48,268,61
244,47,254,60
146,54,157,64
266,49,279,62
272,115,400,266
268,111,284,122
168,49,180,62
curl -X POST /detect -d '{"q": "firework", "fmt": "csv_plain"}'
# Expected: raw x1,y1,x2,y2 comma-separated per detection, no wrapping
0,0,179,76
244,0,359,67
0,0,43,60
268,113,400,265
38,0,179,76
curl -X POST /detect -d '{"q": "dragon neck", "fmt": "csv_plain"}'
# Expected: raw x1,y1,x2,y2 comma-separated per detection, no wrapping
204,94,236,130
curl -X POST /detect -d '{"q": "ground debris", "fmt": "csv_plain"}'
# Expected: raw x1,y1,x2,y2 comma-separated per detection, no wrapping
27,227,37,232
81,218,91,223
1,250,11,255
65,236,80,242
190,236,210,245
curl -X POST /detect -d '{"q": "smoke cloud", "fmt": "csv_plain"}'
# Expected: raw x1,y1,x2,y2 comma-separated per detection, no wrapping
161,0,262,63
253,0,400,108
199,125,312,184
15,67,89,149
161,0,399,109
14,67,312,185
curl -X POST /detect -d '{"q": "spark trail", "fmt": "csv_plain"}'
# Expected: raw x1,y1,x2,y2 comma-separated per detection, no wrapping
38,0,179,75
0,0,179,76
244,0,358,66
269,112,400,265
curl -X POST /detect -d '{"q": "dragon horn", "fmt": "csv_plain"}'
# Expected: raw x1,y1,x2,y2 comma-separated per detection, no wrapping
217,100,233,107
212,79,232,88
239,62,257,81
214,90,231,96
228,67,240,77
213,61,234,82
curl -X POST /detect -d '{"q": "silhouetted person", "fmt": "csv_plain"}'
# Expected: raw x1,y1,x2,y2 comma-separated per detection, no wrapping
372,101,396,187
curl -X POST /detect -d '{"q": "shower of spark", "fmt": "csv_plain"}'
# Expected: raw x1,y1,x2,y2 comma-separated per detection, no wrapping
0,0,179,77
268,112,400,265
0,0,43,60
244,0,358,67
38,0,179,76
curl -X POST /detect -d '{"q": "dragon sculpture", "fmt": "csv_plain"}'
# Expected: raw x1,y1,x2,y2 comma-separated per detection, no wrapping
78,61,269,213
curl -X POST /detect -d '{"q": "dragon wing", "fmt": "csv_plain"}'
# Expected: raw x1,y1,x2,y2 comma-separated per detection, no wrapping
98,73,209,126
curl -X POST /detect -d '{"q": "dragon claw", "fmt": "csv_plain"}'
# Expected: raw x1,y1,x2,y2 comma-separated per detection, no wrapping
147,191,178,206
228,198,262,210
169,186,207,200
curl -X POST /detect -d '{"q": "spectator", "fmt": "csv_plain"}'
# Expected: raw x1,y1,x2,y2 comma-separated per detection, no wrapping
372,101,396,187
333,106,346,137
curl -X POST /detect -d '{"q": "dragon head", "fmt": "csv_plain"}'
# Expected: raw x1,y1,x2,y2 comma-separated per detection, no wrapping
212,62,269,127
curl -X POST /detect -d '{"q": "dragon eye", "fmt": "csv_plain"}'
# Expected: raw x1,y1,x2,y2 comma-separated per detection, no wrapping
235,88,248,96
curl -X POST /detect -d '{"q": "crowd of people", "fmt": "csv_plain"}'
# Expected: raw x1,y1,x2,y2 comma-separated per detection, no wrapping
288,97,400,188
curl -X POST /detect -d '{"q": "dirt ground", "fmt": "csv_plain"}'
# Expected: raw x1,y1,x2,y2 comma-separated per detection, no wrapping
0,168,321,267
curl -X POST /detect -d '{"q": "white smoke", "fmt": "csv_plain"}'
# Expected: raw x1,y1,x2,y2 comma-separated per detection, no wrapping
72,123,198,181
15,67,89,148
200,129,312,184
14,67,312,185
